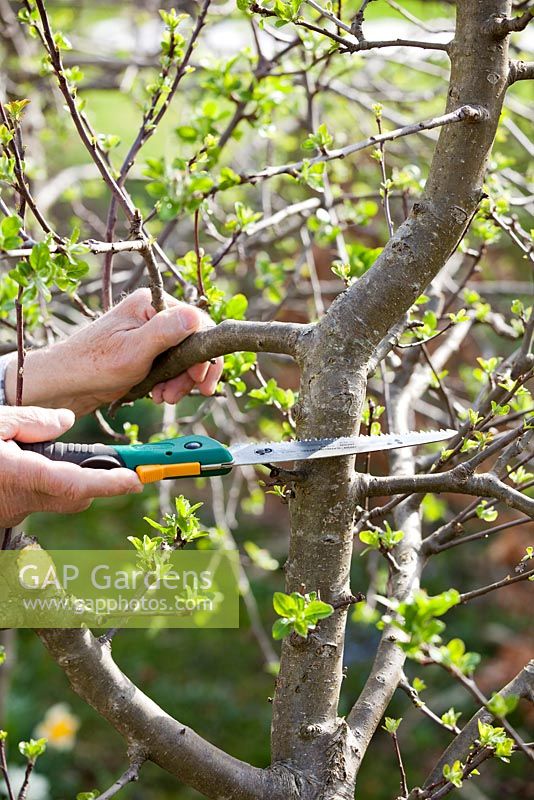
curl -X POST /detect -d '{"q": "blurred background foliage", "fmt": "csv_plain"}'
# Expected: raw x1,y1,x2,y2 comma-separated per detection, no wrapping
0,0,532,798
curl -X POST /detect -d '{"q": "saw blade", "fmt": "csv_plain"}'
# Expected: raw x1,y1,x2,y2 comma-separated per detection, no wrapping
229,428,456,467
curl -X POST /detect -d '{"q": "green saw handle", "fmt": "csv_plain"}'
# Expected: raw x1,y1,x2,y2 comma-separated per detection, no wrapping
18,435,233,484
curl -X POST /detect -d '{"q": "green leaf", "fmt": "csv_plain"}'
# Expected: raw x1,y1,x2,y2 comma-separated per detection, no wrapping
4,99,31,121
272,618,293,640
382,717,401,734
476,500,498,522
437,638,480,676
19,737,47,763
441,707,461,728
273,591,297,617
244,541,278,571
224,293,248,320
443,760,464,788
303,599,334,624
487,692,519,718
272,591,333,640
412,677,426,693
359,530,380,549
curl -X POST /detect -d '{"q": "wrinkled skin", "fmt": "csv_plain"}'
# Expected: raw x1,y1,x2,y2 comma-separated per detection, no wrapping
0,406,142,527
1,289,223,527
4,288,223,415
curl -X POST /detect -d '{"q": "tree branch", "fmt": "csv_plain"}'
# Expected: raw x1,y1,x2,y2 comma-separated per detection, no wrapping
36,626,292,800
508,59,534,83
116,320,310,406
433,515,532,552
364,466,534,521
423,660,534,788
96,757,144,800
459,566,534,603
490,8,534,36
242,105,484,184
0,239,146,259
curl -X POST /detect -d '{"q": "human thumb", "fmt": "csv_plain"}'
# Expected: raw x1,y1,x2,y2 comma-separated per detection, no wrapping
132,304,203,362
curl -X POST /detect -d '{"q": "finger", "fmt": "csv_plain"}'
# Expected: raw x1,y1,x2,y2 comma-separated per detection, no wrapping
160,373,195,405
186,361,210,384
0,407,75,443
39,459,143,500
125,288,181,321
131,303,204,362
151,383,165,404
196,358,223,396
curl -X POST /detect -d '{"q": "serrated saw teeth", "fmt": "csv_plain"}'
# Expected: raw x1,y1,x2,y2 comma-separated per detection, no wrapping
229,429,457,467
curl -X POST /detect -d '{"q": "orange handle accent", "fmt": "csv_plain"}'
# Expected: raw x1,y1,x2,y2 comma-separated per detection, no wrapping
135,462,201,484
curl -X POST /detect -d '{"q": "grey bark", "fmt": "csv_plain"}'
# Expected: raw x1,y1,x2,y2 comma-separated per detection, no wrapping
270,2,516,796
23,1,532,799
37,626,297,800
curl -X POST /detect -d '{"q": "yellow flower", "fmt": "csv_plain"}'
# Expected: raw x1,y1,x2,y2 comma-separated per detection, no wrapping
34,704,80,751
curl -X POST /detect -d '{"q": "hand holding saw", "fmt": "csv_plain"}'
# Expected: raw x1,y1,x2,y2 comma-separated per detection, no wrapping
17,429,456,484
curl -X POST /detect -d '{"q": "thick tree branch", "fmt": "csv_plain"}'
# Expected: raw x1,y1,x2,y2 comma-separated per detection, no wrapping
36,626,292,800
423,661,534,788
117,320,310,405
490,8,534,36
364,467,534,521
508,59,534,82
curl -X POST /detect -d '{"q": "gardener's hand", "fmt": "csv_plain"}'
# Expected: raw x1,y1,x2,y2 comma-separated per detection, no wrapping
4,289,223,416
0,407,142,528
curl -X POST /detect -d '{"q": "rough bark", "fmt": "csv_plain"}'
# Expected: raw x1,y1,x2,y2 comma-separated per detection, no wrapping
37,626,298,800
120,321,309,404
270,2,514,796
21,2,526,798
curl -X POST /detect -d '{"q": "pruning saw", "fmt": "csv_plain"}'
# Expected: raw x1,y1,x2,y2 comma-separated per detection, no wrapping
17,428,456,484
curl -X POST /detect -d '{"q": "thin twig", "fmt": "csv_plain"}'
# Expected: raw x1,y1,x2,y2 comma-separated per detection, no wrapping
194,209,206,300
374,110,395,238
0,741,15,800
459,566,534,603
434,516,531,552
392,730,409,798
96,759,144,800
17,762,33,800
238,106,485,185
15,285,25,406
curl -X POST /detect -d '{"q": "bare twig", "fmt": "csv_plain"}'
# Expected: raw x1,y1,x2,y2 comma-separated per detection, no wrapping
0,740,15,800
241,106,485,184
459,566,534,603
14,285,25,406
96,758,144,800
392,730,409,798
0,238,147,259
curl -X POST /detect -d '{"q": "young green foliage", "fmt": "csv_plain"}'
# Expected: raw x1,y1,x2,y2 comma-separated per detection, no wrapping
272,591,334,640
